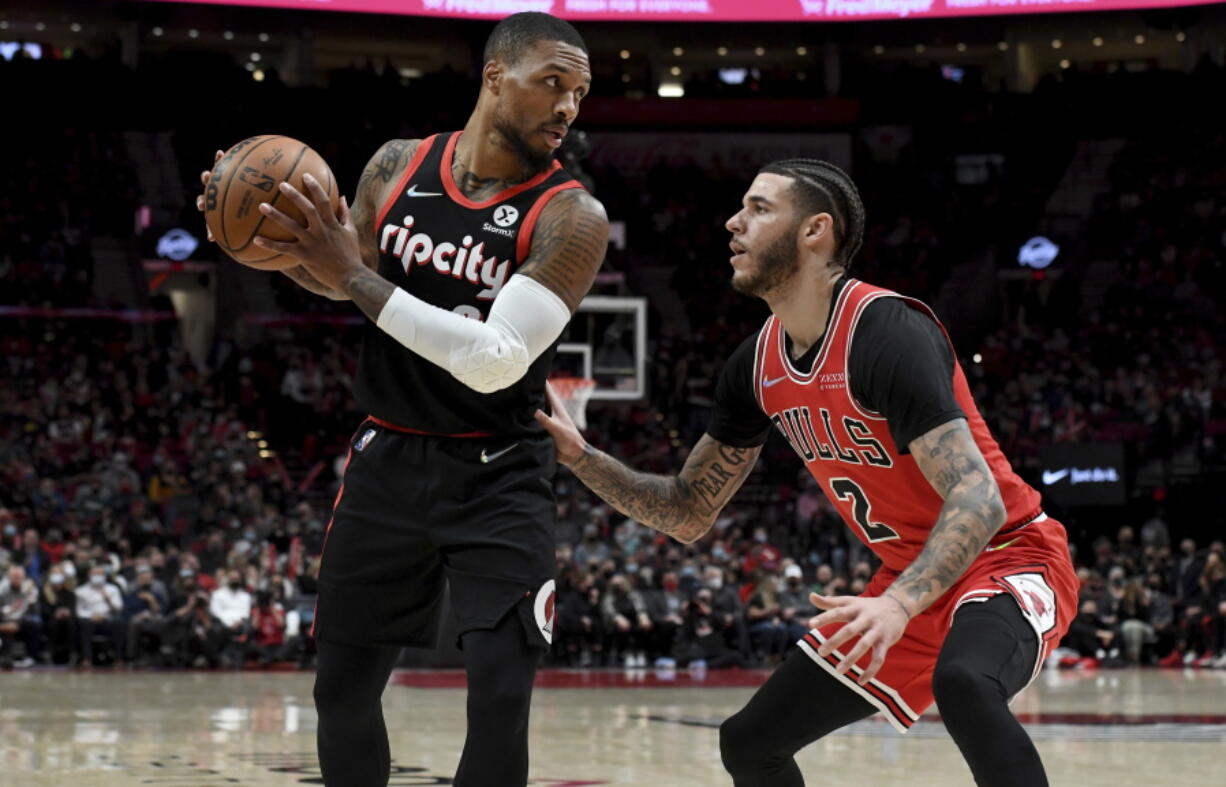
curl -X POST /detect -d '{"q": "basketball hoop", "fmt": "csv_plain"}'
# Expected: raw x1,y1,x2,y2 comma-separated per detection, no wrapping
549,377,596,430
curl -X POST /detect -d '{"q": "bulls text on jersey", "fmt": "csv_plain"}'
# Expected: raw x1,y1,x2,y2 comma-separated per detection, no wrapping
769,406,893,468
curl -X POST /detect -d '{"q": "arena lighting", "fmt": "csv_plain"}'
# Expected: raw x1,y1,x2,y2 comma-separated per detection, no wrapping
915,43,926,53
718,67,748,84
620,73,630,83
657,83,684,98
796,46,807,55
223,30,234,39
35,21,45,31
1176,31,1187,42
250,51,261,61
245,61,255,71
669,66,680,76
70,22,81,32
1135,34,1146,44
754,46,765,56
672,46,683,55
956,42,967,52
872,44,884,54
258,32,269,41
253,68,265,81
1060,59,1071,69
1018,236,1059,269
1052,39,1063,49
998,41,1009,51
189,28,199,38
973,354,983,364
619,49,629,59
0,21,7,30
1093,36,1104,46
152,26,164,36
717,46,727,56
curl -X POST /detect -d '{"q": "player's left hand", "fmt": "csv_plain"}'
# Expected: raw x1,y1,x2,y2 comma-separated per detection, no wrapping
254,174,361,292
807,592,911,686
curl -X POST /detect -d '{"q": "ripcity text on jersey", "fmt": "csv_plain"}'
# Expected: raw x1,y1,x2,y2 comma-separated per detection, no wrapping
353,132,583,437
751,279,1045,572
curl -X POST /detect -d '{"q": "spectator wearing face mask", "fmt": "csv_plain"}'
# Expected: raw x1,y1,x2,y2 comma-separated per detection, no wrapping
75,564,125,667
703,565,751,659
1,565,43,667
39,565,78,665
246,590,288,666
209,570,252,667
123,564,167,666
602,573,651,668
778,563,817,635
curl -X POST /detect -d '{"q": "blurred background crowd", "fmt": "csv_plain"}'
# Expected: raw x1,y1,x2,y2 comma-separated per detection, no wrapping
2,4,1224,672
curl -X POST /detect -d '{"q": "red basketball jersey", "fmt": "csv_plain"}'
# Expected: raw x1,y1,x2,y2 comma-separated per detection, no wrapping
752,279,1043,572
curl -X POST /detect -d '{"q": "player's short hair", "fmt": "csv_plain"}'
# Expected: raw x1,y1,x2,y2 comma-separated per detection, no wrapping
483,12,588,67
759,159,865,270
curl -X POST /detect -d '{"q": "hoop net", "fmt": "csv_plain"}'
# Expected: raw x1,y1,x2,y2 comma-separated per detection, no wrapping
549,377,596,430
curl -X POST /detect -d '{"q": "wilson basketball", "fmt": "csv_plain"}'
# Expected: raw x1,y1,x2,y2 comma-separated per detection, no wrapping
203,135,340,270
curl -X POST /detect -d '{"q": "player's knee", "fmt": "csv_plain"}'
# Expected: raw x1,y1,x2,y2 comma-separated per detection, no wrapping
932,659,999,720
314,673,370,718
470,673,534,721
718,711,759,774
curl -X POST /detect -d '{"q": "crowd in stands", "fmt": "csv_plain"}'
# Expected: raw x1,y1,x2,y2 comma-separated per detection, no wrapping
1,45,1224,671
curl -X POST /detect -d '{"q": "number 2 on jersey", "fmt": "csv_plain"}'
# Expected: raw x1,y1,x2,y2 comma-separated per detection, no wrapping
829,478,900,543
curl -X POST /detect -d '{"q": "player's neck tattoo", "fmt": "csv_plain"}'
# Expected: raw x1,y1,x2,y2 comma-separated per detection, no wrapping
451,154,529,201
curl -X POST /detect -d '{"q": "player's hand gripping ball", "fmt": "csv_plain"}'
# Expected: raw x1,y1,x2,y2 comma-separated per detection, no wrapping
198,135,340,270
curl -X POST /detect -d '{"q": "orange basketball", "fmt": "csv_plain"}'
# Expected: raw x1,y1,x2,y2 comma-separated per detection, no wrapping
203,135,340,270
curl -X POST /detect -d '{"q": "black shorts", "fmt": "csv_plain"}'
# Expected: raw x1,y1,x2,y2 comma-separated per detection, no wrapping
312,419,558,650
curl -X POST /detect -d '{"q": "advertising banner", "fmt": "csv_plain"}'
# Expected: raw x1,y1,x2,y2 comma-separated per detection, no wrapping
148,0,1221,24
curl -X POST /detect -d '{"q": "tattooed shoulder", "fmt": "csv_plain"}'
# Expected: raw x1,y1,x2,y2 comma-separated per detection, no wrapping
517,189,609,312
355,139,421,213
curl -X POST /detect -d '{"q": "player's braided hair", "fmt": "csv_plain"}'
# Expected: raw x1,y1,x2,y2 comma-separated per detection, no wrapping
484,12,588,67
759,159,865,270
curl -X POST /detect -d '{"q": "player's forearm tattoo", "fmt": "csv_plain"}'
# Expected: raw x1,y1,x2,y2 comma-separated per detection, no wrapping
889,421,1006,616
280,266,348,300
343,268,397,323
518,190,608,312
568,435,759,545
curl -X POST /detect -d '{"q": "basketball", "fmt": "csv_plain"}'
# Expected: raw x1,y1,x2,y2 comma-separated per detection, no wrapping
203,135,340,270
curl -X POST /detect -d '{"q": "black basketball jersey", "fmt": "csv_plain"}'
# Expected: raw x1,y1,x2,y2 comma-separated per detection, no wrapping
353,131,584,437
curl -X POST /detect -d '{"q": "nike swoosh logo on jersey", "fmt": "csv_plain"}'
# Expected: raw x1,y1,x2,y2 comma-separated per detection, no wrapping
406,184,443,198
985,536,1021,552
762,375,790,388
480,443,520,464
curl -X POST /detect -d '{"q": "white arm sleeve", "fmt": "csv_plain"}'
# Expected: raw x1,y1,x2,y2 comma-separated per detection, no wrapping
375,273,572,394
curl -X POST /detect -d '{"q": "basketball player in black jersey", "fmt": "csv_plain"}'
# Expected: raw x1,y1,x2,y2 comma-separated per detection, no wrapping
197,13,605,787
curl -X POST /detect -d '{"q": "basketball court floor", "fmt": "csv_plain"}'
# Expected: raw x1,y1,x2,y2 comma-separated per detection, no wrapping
1,666,1222,785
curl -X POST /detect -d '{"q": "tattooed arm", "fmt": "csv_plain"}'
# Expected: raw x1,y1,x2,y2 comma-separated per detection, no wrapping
516,189,609,312
884,419,1007,618
572,435,760,544
536,380,761,545
278,138,419,302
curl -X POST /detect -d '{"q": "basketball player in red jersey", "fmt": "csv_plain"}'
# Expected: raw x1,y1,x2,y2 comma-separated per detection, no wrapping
196,13,605,787
536,159,1077,786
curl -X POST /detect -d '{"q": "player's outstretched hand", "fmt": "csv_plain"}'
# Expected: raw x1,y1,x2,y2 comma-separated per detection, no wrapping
807,592,911,686
535,382,587,466
195,150,225,242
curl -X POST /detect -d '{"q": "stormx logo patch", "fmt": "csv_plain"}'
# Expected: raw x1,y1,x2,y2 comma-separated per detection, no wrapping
483,204,519,238
355,428,377,452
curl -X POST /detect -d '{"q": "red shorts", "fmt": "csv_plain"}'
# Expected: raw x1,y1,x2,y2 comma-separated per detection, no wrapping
798,515,1078,733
